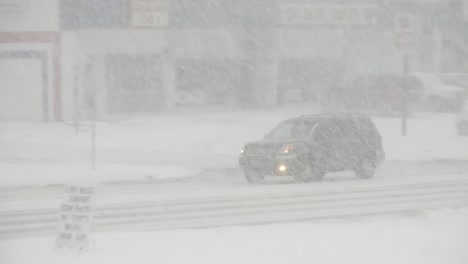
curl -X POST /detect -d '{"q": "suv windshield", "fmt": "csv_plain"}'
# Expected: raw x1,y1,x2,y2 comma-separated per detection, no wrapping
265,120,315,139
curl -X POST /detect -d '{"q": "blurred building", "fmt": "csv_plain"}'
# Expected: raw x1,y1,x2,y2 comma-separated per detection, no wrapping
0,0,466,121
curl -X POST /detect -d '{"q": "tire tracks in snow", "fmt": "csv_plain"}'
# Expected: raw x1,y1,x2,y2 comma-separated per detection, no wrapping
0,177,467,239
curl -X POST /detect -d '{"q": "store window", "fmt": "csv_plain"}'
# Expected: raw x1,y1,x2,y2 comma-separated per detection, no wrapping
106,53,163,113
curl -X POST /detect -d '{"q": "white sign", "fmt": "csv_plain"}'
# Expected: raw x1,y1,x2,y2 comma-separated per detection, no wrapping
394,14,420,51
130,0,169,27
279,3,377,26
55,185,95,251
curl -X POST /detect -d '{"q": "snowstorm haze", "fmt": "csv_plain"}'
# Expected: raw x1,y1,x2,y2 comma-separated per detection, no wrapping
0,0,468,264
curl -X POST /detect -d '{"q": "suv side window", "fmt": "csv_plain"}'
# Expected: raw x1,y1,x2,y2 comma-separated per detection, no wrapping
355,118,377,137
327,119,357,141
328,121,344,140
339,119,358,140
312,120,343,142
311,118,363,143
312,122,331,143
355,117,382,149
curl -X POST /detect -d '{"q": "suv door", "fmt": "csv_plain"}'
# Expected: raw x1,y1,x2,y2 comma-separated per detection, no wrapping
354,117,384,163
310,120,346,171
330,119,359,169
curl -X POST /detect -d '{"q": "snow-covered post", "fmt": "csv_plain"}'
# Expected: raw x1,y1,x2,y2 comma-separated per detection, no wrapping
394,13,420,136
83,55,97,170
73,65,80,133
91,100,96,171
401,54,409,136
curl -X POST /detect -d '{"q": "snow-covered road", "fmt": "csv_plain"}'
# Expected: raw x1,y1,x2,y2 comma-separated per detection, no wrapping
1,107,467,242
1,160,467,239
1,108,468,190
1,108,467,263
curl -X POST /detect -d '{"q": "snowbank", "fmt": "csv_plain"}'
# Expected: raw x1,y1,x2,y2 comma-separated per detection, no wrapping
1,208,467,264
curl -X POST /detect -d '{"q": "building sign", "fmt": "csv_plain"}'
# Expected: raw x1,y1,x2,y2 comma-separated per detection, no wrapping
279,3,377,26
0,0,27,19
394,14,420,51
0,0,58,31
129,0,169,27
56,184,95,251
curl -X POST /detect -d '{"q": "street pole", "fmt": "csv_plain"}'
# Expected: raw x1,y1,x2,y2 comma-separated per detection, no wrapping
91,99,96,171
73,66,79,134
85,57,96,170
401,53,409,136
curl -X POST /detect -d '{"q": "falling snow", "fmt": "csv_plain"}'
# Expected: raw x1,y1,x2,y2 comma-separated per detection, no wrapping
1,0,468,263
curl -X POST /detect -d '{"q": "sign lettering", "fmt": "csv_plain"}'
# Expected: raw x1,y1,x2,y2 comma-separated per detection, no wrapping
130,0,169,27
55,184,95,251
280,3,376,26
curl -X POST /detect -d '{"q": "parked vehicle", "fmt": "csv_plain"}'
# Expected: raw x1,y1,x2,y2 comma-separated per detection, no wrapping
324,73,465,114
239,114,385,183
322,74,421,115
456,100,468,136
409,72,465,112
437,73,468,92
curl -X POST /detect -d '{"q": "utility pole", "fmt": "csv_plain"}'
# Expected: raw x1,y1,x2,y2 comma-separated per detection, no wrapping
73,65,80,134
401,53,409,136
394,13,419,136
84,57,97,170
91,99,96,171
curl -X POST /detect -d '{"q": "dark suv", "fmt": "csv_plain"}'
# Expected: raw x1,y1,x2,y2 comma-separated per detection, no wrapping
239,114,385,183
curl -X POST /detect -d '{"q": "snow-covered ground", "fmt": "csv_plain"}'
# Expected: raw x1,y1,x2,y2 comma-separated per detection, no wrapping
1,106,467,264
1,208,467,264
0,105,467,187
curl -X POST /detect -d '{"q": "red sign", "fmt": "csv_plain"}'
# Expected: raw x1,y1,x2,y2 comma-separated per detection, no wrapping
129,0,170,27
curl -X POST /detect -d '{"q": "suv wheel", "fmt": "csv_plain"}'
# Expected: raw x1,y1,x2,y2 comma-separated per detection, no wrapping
354,158,376,179
294,163,324,183
244,169,265,184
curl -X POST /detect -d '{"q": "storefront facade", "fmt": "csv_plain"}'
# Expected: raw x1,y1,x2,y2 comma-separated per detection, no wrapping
56,0,468,120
